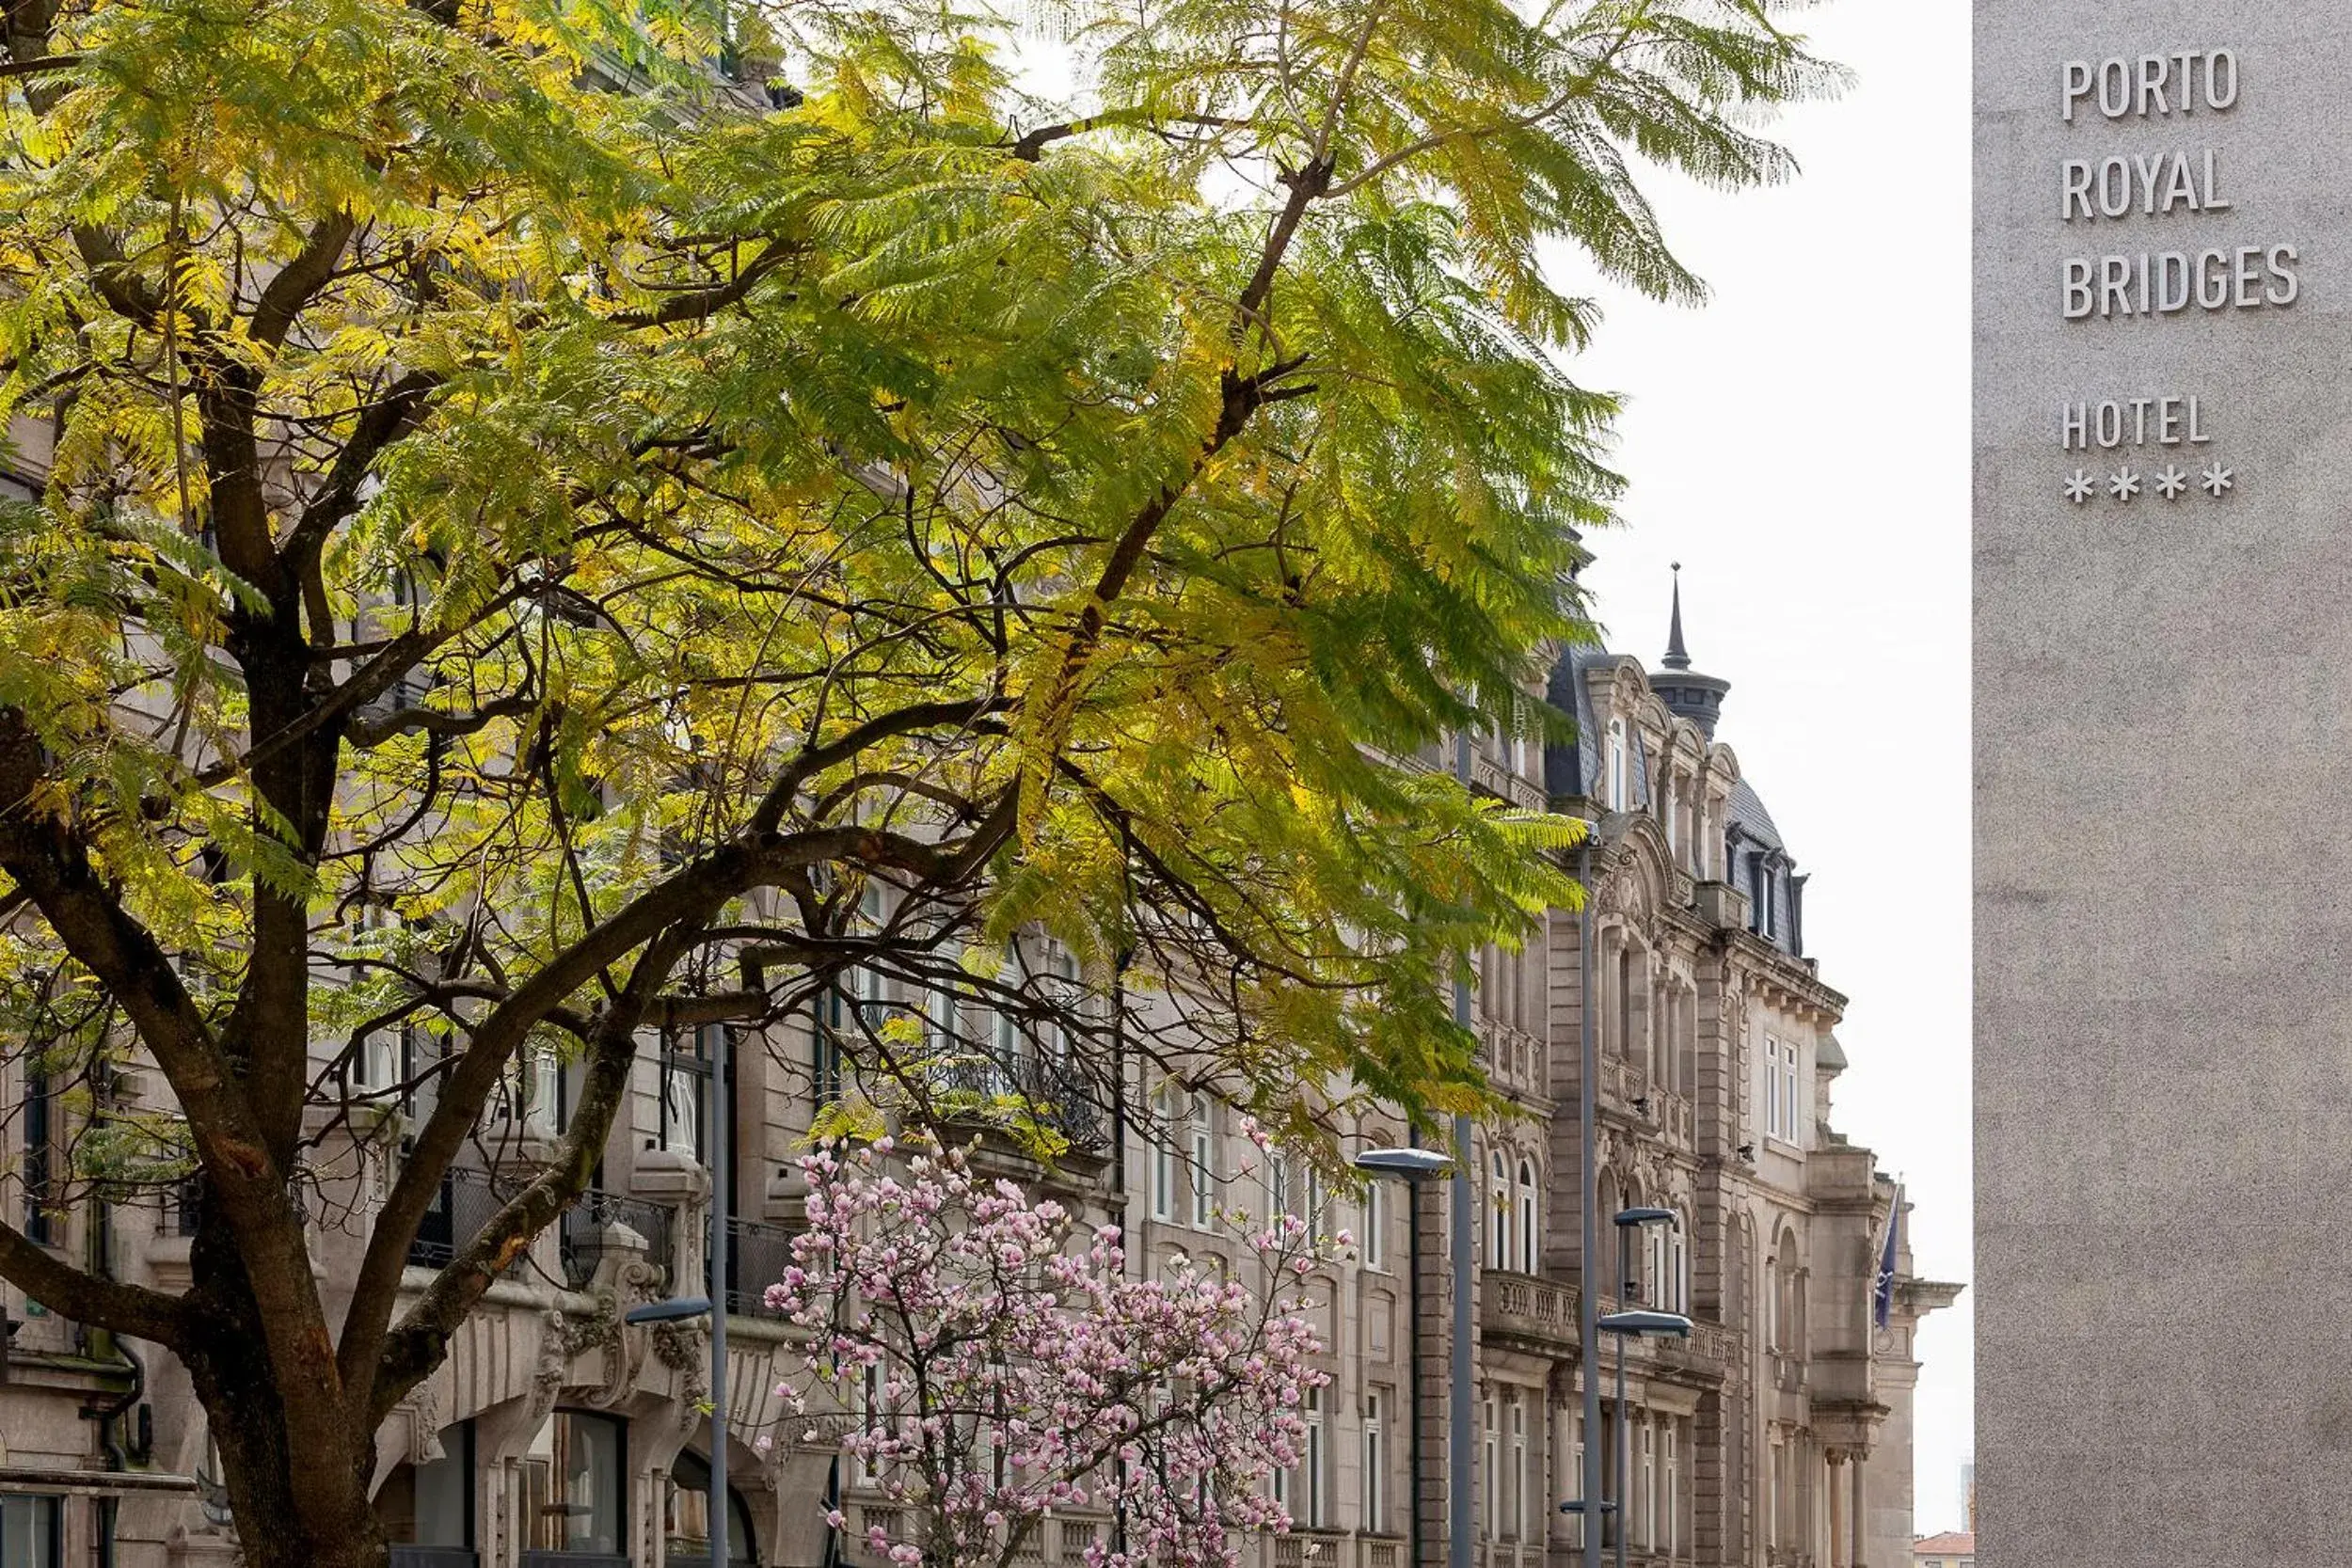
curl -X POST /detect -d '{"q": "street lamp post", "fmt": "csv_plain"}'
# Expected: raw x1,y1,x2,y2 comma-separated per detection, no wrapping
1596,1308,1692,1568
625,1024,737,1568
1449,730,1475,1568
1603,1204,1684,1568
1352,1146,1454,1568
1574,833,1602,1568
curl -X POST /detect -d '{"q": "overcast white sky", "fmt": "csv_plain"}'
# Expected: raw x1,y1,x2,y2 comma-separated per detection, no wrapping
1014,0,1974,1530
1557,0,1975,1531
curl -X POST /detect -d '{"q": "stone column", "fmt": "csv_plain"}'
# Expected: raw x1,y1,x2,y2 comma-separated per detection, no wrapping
1849,1450,1866,1568
1824,1450,1847,1568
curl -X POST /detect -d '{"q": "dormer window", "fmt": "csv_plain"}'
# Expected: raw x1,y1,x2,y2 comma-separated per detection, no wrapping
1606,718,1629,809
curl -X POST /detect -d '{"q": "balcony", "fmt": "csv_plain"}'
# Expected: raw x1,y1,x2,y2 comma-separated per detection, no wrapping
719,1215,798,1318
1482,1273,1581,1353
559,1190,675,1291
927,1047,1110,1154
1597,1060,1693,1144
1591,1299,1733,1382
407,1167,508,1271
406,1168,680,1293
1477,1020,1545,1100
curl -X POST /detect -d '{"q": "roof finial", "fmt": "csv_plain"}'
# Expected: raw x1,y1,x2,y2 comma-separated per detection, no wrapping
1662,562,1692,671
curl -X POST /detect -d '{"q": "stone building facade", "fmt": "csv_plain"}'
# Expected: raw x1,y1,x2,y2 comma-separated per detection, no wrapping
0,592,1954,1568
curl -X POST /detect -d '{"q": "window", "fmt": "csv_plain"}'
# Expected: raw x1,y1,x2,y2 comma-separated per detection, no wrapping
1782,1039,1801,1143
1267,1152,1292,1219
23,1066,53,1244
660,1025,711,1162
0,1496,60,1568
813,1015,844,1110
1303,1387,1327,1528
1763,1035,1801,1144
1362,1394,1386,1533
1663,1422,1680,1557
1568,1409,1587,1547
495,1044,567,1135
1151,1089,1180,1222
521,1411,625,1556
1188,1101,1216,1228
966,950,1022,1096
669,1446,758,1566
1646,1221,1673,1310
1639,1418,1656,1548
353,1021,406,1101
1487,1152,1510,1269
1516,1160,1538,1275
1480,1396,1498,1532
1041,939,1080,1063
1614,945,1636,1063
1606,718,1629,808
1363,1180,1386,1270
374,1422,473,1549
851,1362,886,1485
1505,1394,1527,1541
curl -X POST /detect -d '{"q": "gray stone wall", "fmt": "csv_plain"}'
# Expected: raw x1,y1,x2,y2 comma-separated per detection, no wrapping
1976,6,2352,1564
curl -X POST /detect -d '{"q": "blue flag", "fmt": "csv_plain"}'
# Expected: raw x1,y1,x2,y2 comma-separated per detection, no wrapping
1872,1185,1901,1330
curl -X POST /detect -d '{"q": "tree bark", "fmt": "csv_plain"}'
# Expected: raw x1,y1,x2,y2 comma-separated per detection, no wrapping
185,1217,390,1568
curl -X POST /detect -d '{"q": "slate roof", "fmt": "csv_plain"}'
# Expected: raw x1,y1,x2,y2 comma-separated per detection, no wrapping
1546,636,1804,958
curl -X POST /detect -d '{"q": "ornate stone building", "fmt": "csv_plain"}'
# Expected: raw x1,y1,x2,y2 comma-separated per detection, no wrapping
0,585,1954,1568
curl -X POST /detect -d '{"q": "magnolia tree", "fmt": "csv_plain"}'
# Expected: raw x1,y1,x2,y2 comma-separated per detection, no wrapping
768,1136,1336,1568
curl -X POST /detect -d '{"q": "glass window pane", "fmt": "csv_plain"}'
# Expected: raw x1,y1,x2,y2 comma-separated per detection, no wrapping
414,1427,471,1546
0,1496,57,1568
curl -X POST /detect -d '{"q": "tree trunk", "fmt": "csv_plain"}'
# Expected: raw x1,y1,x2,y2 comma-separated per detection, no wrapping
185,1226,390,1568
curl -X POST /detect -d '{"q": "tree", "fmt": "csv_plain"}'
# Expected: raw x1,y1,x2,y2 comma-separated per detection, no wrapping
0,0,1836,1562
770,1134,1332,1568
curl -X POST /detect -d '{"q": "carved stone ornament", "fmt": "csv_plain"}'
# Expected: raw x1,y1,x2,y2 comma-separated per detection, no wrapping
400,1384,444,1465
526,1298,630,1423
649,1317,709,1430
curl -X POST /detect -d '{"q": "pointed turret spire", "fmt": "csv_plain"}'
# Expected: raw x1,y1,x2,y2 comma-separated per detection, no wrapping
1663,562,1692,671
1649,562,1731,737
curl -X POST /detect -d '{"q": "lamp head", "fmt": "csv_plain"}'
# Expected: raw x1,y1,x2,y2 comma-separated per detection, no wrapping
1352,1148,1455,1180
1613,1206,1679,1228
625,1295,714,1324
1597,1309,1694,1338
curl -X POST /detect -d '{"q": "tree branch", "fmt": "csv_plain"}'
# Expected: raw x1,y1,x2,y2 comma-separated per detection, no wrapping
0,1219,187,1347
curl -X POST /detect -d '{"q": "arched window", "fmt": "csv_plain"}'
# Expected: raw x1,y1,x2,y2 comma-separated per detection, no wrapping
1647,1219,1671,1309
1614,945,1634,1063
1596,1169,1620,1296
669,1446,758,1567
373,1421,473,1553
1488,1151,1512,1270
521,1411,625,1558
1607,718,1629,809
1652,986,1674,1091
1677,988,1697,1104
1515,1160,1539,1274
1618,1181,1645,1301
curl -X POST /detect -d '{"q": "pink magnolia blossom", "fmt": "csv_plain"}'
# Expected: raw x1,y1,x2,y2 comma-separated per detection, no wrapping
770,1138,1337,1568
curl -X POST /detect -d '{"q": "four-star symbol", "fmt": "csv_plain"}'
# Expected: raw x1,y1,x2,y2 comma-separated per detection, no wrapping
2063,459,2239,503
